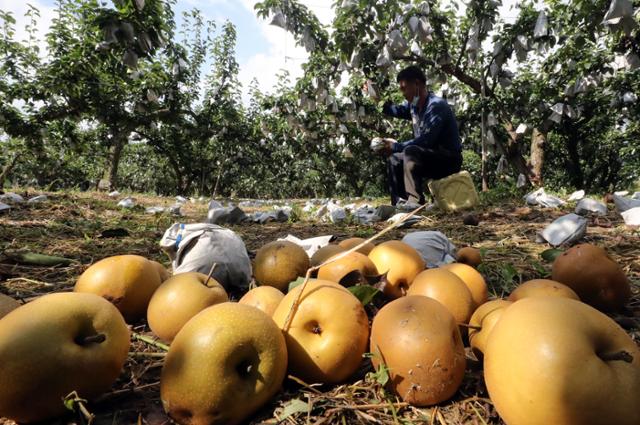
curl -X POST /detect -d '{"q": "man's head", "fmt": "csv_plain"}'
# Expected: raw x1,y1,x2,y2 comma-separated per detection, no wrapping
397,65,427,104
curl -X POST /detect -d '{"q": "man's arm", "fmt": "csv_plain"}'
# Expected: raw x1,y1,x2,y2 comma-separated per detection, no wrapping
382,101,412,120
392,101,446,153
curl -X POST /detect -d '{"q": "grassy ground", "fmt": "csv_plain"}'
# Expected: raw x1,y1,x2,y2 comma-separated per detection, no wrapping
0,188,638,424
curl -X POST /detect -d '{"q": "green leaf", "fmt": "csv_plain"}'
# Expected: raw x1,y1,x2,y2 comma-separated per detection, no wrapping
347,285,380,305
279,398,311,420
288,276,306,292
540,248,563,262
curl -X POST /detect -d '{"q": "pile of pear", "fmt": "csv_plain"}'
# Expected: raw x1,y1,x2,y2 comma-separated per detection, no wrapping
0,239,637,425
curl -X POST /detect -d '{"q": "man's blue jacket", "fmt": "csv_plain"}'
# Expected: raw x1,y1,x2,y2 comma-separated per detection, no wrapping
383,92,462,154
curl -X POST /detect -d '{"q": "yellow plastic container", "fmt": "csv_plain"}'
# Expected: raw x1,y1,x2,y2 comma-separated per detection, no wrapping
427,171,479,212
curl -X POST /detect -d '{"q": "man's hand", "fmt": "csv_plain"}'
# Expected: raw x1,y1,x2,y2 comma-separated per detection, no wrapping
381,138,395,157
371,137,396,157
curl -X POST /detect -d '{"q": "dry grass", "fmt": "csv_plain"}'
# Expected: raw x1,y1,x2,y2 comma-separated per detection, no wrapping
0,188,638,425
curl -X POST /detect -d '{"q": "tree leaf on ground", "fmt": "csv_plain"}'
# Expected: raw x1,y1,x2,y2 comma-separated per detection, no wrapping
5,251,73,266
279,398,311,420
288,276,306,292
541,248,563,262
348,285,380,306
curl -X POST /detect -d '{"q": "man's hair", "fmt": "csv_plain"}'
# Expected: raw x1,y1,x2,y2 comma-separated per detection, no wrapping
397,65,427,84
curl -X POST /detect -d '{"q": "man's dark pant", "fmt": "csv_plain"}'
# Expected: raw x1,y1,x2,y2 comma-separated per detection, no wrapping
387,145,463,205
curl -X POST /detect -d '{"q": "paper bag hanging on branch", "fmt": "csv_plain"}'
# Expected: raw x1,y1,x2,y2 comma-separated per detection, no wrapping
533,10,549,38
387,30,409,57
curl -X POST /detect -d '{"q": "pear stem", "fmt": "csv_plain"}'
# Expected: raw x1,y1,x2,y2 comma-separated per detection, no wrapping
458,323,482,331
80,333,106,344
204,262,218,287
600,350,634,363
283,203,429,332
132,332,170,352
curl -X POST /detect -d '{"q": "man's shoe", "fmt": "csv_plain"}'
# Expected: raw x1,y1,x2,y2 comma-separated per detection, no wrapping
395,199,422,212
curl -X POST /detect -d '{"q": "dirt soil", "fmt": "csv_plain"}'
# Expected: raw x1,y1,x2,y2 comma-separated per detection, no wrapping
0,189,638,425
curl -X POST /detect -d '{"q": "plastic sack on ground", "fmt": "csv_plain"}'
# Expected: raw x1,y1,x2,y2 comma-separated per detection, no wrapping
27,195,47,203
118,197,135,208
575,198,607,216
402,231,457,268
327,201,347,223
621,207,640,226
387,213,422,228
160,223,252,292
536,213,587,247
613,194,640,213
278,234,334,258
568,190,585,201
0,202,10,212
207,205,247,224
524,188,566,208
0,193,24,203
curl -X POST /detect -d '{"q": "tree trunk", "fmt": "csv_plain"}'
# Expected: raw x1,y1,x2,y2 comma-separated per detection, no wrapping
0,153,20,187
529,128,546,186
503,123,534,182
565,134,584,189
105,133,127,191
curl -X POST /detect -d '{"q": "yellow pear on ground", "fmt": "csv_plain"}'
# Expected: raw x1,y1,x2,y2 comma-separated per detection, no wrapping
551,243,630,311
161,302,287,425
485,297,640,425
272,279,369,384
310,244,345,267
150,259,172,282
508,279,580,302
239,286,285,316
75,254,162,322
0,292,130,423
468,299,512,359
370,295,466,406
368,241,425,299
338,237,375,255
441,262,488,308
317,251,378,285
407,268,475,324
254,241,310,292
147,272,228,342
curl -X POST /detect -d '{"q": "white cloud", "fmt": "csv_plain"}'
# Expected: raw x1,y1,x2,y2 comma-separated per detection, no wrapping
237,0,335,105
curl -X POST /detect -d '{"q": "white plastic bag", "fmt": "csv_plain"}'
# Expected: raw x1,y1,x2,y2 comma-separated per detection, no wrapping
0,193,24,203
621,207,640,226
207,205,247,224
568,190,585,201
160,223,252,291
118,197,135,208
613,194,640,212
524,188,566,208
0,202,10,212
27,195,47,203
402,231,456,268
536,214,587,247
278,234,334,258
575,198,607,216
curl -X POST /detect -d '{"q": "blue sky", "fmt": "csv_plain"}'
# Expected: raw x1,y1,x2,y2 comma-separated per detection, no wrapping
0,0,333,103
1,0,521,104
